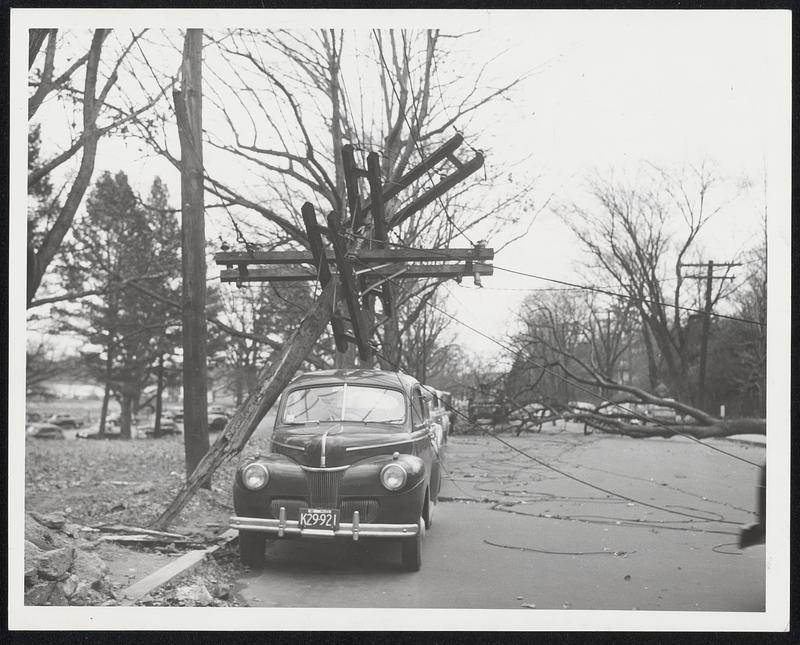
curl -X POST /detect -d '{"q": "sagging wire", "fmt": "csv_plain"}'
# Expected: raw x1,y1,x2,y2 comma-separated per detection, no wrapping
349,247,752,464
350,231,765,329
372,345,748,525
443,447,753,535
359,262,761,468
483,540,636,557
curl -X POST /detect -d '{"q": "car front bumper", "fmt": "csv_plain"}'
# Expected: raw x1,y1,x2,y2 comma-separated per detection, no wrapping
230,509,420,540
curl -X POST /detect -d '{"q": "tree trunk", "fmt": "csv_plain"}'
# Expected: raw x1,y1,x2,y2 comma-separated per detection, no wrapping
119,390,133,440
589,417,765,439
151,279,338,530
640,317,659,391
27,30,108,305
154,353,165,438
99,381,111,437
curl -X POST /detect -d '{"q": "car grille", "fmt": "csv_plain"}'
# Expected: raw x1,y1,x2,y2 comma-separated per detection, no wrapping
339,499,379,523
270,498,306,520
306,470,344,508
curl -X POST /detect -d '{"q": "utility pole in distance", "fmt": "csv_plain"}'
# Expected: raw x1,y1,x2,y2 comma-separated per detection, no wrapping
680,260,740,411
174,29,210,484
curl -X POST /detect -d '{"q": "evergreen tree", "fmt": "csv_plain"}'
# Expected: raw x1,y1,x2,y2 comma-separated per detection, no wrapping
59,171,181,437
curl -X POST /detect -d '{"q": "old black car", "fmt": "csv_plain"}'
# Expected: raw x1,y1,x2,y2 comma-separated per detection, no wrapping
231,369,444,571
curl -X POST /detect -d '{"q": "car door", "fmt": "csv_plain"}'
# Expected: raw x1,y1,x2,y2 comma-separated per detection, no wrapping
410,386,442,501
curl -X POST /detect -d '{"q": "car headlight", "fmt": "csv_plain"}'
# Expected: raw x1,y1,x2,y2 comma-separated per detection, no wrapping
380,463,407,491
242,463,269,490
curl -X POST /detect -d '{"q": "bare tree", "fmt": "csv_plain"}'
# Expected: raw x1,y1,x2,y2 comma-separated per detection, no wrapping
27,28,170,305
511,291,594,405
509,292,765,438
556,163,740,404
130,28,537,367
214,282,334,403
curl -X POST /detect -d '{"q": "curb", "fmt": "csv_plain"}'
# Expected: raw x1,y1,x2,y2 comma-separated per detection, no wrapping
118,528,238,606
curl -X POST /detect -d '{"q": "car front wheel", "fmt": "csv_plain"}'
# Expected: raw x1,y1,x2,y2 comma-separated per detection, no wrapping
238,530,266,568
400,516,425,572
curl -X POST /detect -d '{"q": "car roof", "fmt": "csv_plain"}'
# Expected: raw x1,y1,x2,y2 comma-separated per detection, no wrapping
288,369,419,392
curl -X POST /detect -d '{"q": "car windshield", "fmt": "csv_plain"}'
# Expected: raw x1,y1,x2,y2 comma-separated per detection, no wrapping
282,385,406,424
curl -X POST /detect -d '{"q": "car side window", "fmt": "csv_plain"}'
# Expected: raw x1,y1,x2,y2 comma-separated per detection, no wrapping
411,387,428,426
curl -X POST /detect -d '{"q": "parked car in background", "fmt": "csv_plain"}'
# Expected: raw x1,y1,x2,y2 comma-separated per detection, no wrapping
76,415,137,439
77,425,125,440
421,387,449,446
26,412,43,424
648,401,677,423
231,369,444,572
469,398,505,423
208,406,231,432
26,423,65,440
47,414,83,429
509,403,547,421
166,407,184,423
567,401,596,414
141,415,179,436
598,401,628,419
437,391,457,432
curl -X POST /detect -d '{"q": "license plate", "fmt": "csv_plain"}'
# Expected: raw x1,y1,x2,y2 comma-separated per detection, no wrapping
299,508,339,530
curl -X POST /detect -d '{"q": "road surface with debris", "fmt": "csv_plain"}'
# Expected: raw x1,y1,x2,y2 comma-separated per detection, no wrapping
233,424,765,610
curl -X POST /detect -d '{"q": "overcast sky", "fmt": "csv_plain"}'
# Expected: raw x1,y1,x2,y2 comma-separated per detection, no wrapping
14,9,791,361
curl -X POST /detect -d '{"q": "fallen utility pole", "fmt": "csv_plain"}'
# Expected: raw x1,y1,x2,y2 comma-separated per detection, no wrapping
155,136,490,528
152,281,338,530
215,140,488,359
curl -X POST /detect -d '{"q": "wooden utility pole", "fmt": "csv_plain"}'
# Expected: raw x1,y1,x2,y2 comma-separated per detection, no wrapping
680,260,740,410
174,29,210,481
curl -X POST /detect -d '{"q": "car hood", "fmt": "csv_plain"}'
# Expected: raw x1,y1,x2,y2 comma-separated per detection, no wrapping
271,421,417,468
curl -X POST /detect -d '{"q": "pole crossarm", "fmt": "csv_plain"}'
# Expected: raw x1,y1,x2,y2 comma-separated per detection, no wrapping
388,153,484,229
679,259,742,411
214,135,493,362
219,261,494,284
214,247,494,267
357,133,464,219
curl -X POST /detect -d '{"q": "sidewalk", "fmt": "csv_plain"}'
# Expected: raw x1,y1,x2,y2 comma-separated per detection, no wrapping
724,434,766,446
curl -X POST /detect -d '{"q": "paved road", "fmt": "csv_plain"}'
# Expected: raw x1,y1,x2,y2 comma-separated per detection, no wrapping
233,426,765,610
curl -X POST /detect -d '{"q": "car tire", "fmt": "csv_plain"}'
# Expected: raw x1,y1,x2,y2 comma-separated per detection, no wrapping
424,485,436,529
400,517,424,572
238,530,266,568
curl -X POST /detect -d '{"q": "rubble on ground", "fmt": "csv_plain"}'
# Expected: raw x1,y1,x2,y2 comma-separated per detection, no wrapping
24,513,113,606
23,512,244,607
135,556,244,607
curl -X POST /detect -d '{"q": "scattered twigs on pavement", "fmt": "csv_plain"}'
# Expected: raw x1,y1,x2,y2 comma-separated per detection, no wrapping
483,539,635,557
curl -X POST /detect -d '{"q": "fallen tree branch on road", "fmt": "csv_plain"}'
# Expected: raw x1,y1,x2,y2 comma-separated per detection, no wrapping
582,416,766,439
507,357,765,440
